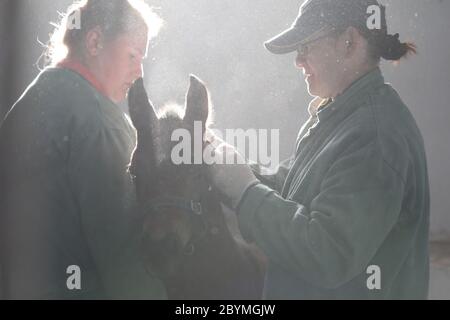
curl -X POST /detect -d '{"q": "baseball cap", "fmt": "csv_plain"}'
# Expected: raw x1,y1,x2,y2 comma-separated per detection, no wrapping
264,0,381,54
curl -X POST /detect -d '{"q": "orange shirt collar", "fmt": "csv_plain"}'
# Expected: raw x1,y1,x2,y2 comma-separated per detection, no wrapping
57,59,108,97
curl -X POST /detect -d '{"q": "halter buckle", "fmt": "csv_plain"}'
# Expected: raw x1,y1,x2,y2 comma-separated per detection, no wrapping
190,200,203,215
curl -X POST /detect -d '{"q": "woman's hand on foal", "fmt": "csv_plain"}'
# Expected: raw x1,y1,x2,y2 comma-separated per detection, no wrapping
206,142,260,210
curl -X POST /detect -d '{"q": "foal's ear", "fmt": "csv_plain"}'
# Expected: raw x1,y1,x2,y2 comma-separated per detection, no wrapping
128,78,158,131
184,75,209,125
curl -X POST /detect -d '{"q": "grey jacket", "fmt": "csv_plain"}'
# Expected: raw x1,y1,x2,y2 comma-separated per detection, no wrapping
238,68,430,299
0,68,167,299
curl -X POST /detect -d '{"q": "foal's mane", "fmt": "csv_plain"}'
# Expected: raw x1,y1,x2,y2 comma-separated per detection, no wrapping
158,99,215,128
159,103,186,122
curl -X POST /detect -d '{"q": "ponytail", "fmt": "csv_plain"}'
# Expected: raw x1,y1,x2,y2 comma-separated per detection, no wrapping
379,33,417,61
359,3,417,63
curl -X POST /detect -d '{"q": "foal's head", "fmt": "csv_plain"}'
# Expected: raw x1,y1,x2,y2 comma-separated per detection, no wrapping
128,76,224,280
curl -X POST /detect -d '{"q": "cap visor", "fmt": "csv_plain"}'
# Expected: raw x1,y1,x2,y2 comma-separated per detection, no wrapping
264,26,310,55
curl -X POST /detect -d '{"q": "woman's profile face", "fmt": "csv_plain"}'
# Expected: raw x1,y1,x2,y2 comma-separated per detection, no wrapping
97,30,149,103
296,35,346,99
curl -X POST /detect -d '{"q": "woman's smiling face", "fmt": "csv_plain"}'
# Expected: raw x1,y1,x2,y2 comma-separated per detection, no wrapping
295,31,348,99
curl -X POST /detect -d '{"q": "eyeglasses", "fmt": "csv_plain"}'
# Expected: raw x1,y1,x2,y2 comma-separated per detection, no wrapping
296,30,337,58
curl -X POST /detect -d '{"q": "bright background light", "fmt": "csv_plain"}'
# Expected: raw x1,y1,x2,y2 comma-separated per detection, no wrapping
1,0,450,297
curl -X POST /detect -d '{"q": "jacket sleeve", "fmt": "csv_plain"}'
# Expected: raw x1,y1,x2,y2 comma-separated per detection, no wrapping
249,115,319,193
237,136,407,289
68,124,167,299
249,157,293,193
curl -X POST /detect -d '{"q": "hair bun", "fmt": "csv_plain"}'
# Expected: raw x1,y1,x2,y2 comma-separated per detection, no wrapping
385,33,400,44
380,33,416,61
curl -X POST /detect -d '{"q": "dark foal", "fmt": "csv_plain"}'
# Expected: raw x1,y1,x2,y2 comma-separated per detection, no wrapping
127,76,266,300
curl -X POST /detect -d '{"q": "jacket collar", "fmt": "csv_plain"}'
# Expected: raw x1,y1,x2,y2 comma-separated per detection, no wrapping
57,58,108,98
316,67,385,122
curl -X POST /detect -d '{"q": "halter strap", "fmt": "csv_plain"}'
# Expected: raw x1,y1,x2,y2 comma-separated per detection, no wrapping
142,193,218,255
144,196,203,216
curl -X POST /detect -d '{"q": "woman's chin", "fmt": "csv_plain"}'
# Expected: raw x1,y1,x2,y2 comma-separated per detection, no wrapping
306,82,318,97
307,80,328,98
306,75,315,92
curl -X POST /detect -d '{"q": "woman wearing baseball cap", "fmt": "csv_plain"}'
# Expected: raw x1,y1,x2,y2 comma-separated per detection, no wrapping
208,0,429,299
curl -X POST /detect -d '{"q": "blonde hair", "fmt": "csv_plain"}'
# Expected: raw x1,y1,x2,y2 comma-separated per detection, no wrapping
40,0,163,68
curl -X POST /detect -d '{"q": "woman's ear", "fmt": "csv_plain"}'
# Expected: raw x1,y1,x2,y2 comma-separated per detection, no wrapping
342,26,361,57
85,26,104,57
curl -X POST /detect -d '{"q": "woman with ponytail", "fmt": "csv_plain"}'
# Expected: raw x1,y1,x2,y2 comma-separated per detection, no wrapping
207,0,430,299
0,0,167,299
359,3,416,63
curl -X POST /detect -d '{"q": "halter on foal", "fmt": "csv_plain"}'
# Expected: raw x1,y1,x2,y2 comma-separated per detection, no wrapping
127,76,266,299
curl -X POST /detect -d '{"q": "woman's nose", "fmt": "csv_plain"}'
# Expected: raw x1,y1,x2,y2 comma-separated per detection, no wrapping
295,52,306,69
131,62,144,81
135,64,144,79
